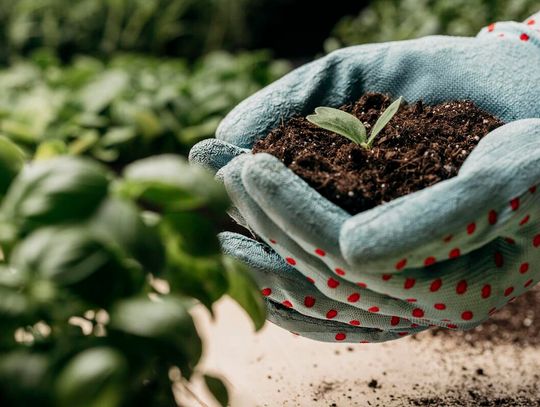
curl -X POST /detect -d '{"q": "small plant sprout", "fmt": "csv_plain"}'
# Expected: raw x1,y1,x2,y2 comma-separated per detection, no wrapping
306,96,403,149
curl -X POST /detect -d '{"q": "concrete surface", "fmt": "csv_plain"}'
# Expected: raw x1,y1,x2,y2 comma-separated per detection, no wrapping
177,296,540,407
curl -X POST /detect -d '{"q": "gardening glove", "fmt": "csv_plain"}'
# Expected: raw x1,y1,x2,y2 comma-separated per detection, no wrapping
190,13,540,343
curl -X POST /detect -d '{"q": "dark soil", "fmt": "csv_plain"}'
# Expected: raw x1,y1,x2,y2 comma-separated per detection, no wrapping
252,93,503,214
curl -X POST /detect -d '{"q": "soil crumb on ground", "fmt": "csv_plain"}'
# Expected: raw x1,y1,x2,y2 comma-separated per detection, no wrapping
253,93,503,214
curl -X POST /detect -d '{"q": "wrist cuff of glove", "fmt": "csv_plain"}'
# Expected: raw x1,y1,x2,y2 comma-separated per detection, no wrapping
476,11,540,46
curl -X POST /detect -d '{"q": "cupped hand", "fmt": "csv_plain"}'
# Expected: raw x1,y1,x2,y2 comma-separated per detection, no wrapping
190,14,540,342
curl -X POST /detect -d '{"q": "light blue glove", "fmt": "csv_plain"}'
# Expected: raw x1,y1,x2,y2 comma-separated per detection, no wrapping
190,14,540,343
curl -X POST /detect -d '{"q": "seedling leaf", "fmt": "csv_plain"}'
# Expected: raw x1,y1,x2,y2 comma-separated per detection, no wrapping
367,96,402,147
307,107,367,145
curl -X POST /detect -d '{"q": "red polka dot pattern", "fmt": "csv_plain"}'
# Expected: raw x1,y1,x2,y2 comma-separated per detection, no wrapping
327,278,340,288
404,278,416,289
461,311,473,321
430,278,442,292
510,197,520,211
520,33,530,41
395,258,407,270
456,280,468,295
304,296,316,307
334,268,346,276
519,215,530,226
481,284,491,299
282,300,293,308
326,309,337,319
285,257,296,266
257,180,540,343
488,210,498,225
424,257,436,266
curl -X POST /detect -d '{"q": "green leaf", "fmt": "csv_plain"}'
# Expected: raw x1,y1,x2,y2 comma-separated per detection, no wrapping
0,351,51,405
34,139,68,161
68,130,100,155
367,96,402,147
78,70,129,113
223,257,266,331
121,155,229,213
90,198,165,275
109,296,202,376
11,226,143,307
204,375,229,407
1,157,110,232
0,136,25,198
307,107,366,145
161,212,220,257
164,234,228,310
55,348,128,407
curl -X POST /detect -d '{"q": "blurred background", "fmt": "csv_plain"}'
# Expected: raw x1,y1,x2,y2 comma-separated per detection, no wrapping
0,0,538,167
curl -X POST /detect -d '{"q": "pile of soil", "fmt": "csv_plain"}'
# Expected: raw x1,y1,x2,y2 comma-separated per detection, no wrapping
252,93,503,214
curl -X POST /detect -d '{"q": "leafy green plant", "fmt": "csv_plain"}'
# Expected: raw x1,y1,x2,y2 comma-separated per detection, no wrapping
0,149,266,407
0,0,254,62
0,51,289,166
307,96,402,148
326,0,540,52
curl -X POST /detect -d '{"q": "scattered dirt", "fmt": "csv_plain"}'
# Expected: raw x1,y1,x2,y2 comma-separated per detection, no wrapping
253,92,503,214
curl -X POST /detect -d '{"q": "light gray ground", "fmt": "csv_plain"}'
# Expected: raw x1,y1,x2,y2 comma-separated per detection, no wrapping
178,288,540,407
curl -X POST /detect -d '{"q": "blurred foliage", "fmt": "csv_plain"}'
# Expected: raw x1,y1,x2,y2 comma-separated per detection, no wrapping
0,0,255,62
326,0,540,51
0,152,266,406
0,50,289,167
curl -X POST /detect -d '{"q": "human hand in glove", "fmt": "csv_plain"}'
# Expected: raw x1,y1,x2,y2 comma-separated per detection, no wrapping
190,13,540,343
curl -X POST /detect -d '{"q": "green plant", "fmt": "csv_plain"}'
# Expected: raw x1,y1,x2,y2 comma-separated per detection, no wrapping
0,146,266,407
0,0,255,62
306,96,402,148
0,50,289,166
325,0,540,51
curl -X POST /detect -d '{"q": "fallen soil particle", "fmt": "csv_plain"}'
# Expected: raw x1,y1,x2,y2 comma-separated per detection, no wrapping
368,379,380,389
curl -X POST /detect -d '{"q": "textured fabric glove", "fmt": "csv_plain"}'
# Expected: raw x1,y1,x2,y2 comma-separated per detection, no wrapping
190,14,540,343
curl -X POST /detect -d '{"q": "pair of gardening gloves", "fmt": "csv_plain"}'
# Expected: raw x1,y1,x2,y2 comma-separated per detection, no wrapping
190,13,540,342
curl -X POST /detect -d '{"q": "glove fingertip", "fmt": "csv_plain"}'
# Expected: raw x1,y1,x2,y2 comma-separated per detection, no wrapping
188,138,247,174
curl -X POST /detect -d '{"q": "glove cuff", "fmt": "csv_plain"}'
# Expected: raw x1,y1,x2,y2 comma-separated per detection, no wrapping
476,11,540,46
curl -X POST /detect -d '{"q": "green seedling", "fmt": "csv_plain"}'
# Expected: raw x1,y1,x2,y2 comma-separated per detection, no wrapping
306,96,403,148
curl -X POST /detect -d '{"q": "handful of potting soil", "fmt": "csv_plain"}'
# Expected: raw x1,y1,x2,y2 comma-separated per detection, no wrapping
190,12,540,343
